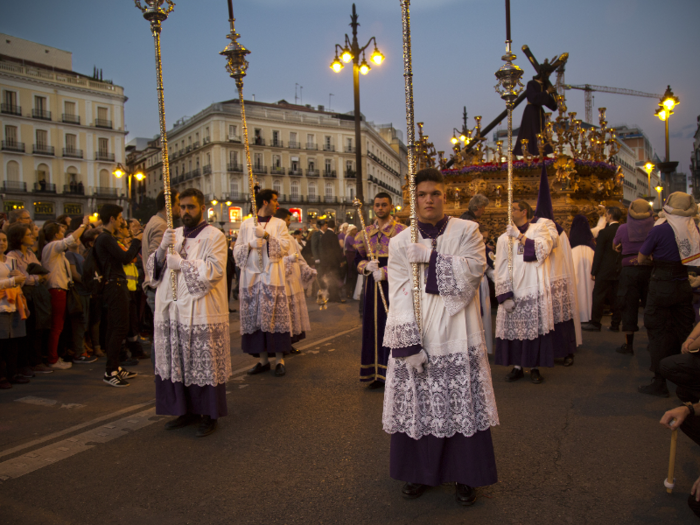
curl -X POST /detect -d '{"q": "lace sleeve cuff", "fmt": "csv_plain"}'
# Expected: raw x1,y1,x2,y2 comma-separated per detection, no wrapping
233,244,249,268
267,236,283,261
147,251,164,286
383,311,421,349
495,280,512,297
436,253,477,316
283,255,294,277
534,238,549,264
180,260,210,299
300,264,317,288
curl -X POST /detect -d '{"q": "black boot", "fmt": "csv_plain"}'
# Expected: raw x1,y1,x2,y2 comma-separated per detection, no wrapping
638,377,669,397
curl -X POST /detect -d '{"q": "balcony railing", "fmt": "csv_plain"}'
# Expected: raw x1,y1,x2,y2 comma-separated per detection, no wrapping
2,181,27,192
62,114,80,124
270,166,286,175
63,184,85,195
63,147,83,158
252,165,267,174
183,171,193,181
95,119,112,129
289,195,302,203
229,192,242,201
203,165,212,175
192,141,200,149
1,140,25,153
252,138,265,146
307,195,319,203
324,196,336,203
191,168,201,178
34,182,56,193
33,144,55,156
227,163,243,172
228,135,241,142
1,103,21,116
306,169,320,177
203,137,211,145
323,170,337,178
288,141,301,149
305,143,318,150
179,149,185,156
271,140,284,148
186,145,192,153
95,151,115,161
288,168,303,177
95,187,118,197
32,109,52,120
345,146,356,153
345,170,356,178
323,144,335,152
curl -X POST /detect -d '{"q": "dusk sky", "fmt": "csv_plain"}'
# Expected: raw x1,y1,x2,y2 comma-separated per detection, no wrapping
3,0,699,175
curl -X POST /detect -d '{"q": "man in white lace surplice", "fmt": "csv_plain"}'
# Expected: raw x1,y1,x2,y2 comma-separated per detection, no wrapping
234,190,294,377
494,200,555,384
147,189,232,437
382,168,499,504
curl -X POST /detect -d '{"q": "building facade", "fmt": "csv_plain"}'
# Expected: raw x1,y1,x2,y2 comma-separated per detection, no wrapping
133,99,405,232
0,34,127,222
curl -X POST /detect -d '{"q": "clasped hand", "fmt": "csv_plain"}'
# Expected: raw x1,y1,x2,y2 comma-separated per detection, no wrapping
406,243,431,264
503,298,516,313
159,228,177,251
404,349,428,374
167,252,182,271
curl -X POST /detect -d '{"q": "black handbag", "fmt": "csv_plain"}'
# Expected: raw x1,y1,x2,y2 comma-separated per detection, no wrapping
66,282,83,315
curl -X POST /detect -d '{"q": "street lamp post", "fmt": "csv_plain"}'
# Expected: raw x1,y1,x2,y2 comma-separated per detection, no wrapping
643,160,655,197
329,3,384,219
654,85,680,199
655,185,664,210
113,163,145,219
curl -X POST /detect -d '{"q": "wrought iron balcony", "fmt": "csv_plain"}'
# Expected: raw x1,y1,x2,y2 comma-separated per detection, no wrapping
2,181,27,192
1,103,21,116
288,169,303,177
323,144,335,152
345,146,356,153
307,195,320,203
203,165,212,175
191,168,201,178
270,166,286,175
62,114,80,124
271,140,284,148
252,166,267,174
33,144,55,156
324,196,337,203
228,135,241,142
95,118,112,129
63,147,83,158
63,184,85,195
227,163,243,172
95,151,115,161
95,187,118,197
345,170,356,179
34,182,56,193
1,141,25,153
203,137,211,145
288,141,301,149
306,169,320,177
32,109,52,120
252,138,265,146
192,141,200,149
305,143,318,150
323,170,337,178
289,195,303,203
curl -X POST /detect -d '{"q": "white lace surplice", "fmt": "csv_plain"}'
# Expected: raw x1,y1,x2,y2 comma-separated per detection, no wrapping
283,241,315,336
382,219,499,440
234,216,294,336
494,222,555,341
571,245,594,322
147,226,232,387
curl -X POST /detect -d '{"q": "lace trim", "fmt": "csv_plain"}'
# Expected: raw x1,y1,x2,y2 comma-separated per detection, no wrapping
239,280,291,334
287,290,310,336
283,255,294,278
233,244,249,268
383,342,499,439
383,310,421,349
495,289,553,340
300,264,317,288
535,238,549,264
550,277,574,324
436,253,477,316
179,260,208,299
146,252,158,286
268,236,282,261
154,320,231,387
495,279,512,297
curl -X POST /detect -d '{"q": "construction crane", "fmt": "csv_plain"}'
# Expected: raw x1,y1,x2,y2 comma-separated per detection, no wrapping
563,84,662,123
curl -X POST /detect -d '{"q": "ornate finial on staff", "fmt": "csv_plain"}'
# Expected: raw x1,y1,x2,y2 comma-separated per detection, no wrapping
220,1,262,267
494,0,524,282
352,199,388,313
135,0,178,301
399,0,422,332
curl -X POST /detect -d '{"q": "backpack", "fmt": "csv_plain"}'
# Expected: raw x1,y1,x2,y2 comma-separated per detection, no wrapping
82,242,109,295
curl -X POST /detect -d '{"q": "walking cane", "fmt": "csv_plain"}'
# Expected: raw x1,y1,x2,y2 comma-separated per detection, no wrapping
664,428,678,493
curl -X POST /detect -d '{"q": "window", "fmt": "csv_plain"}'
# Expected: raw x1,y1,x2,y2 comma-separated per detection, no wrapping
195,132,199,142
5,125,17,144
35,96,46,111
65,134,77,150
273,155,281,168
205,127,210,140
36,129,48,146
4,90,16,106
254,153,263,169
196,157,200,169
291,158,299,171
229,151,238,165
7,160,19,182
97,107,108,121
346,160,353,173
307,133,314,145
37,163,49,183
325,183,333,198
272,130,279,145
66,166,78,184
229,125,238,139
206,153,211,166
308,183,316,198
99,169,109,187
349,187,354,199
64,101,76,115
273,179,282,193
325,136,331,147
347,138,352,150
325,159,332,173
291,180,299,197
230,179,239,198
290,132,297,145
308,159,315,171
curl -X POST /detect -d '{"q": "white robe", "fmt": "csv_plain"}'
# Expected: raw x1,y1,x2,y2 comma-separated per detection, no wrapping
571,245,595,322
382,219,499,440
283,242,316,336
480,275,493,354
234,216,294,336
147,225,231,387
494,222,554,341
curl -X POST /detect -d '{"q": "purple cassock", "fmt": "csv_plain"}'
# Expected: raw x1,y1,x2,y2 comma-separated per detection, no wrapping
513,80,558,157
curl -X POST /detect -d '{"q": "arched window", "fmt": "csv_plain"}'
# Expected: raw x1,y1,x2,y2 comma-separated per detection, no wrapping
6,160,19,182
36,163,49,183
273,179,282,193
308,183,317,198
325,182,333,198
66,166,78,184
230,178,239,199
291,180,299,198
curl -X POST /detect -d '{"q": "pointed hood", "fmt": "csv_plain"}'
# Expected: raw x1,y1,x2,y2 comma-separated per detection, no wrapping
533,163,563,234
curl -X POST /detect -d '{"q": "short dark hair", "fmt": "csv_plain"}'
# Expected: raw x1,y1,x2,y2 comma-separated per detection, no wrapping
516,200,533,219
256,189,278,209
415,168,444,187
156,189,179,211
43,222,62,243
373,192,393,205
179,188,204,206
274,208,291,220
606,206,622,222
7,223,31,251
56,214,71,226
317,219,326,228
80,227,100,248
292,229,302,236
99,203,123,225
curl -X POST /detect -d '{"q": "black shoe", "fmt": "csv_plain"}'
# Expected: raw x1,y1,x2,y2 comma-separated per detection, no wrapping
165,414,200,430
401,482,427,500
581,322,601,332
530,369,543,384
638,379,670,398
117,367,138,380
456,483,476,506
120,357,139,367
196,416,217,437
247,362,271,375
563,354,574,367
608,325,620,332
103,370,130,388
274,363,286,377
616,344,634,355
505,367,524,382
289,347,301,355
367,380,385,389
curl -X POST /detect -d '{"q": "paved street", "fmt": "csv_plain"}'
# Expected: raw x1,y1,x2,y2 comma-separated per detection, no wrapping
1,298,698,524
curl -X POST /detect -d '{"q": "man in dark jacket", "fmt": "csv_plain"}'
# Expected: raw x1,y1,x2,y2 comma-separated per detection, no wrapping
582,207,622,332
319,219,345,303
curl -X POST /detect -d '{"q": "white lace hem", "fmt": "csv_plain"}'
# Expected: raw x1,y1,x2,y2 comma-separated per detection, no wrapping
495,290,554,340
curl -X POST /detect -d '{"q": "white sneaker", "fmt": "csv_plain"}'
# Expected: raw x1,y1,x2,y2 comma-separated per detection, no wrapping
49,358,73,370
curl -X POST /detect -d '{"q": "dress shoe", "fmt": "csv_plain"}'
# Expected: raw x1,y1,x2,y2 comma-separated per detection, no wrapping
530,369,543,384
18,366,35,378
367,380,385,389
164,414,200,430
608,325,620,332
563,354,574,367
616,344,634,355
9,375,30,384
32,363,54,374
505,367,524,382
581,322,601,332
401,482,427,499
247,362,271,375
289,347,301,355
638,379,669,398
274,363,286,377
456,483,476,506
196,416,217,437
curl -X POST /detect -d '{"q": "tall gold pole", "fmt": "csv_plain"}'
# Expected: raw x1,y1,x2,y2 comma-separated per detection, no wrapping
353,199,388,313
135,0,177,300
400,0,421,332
